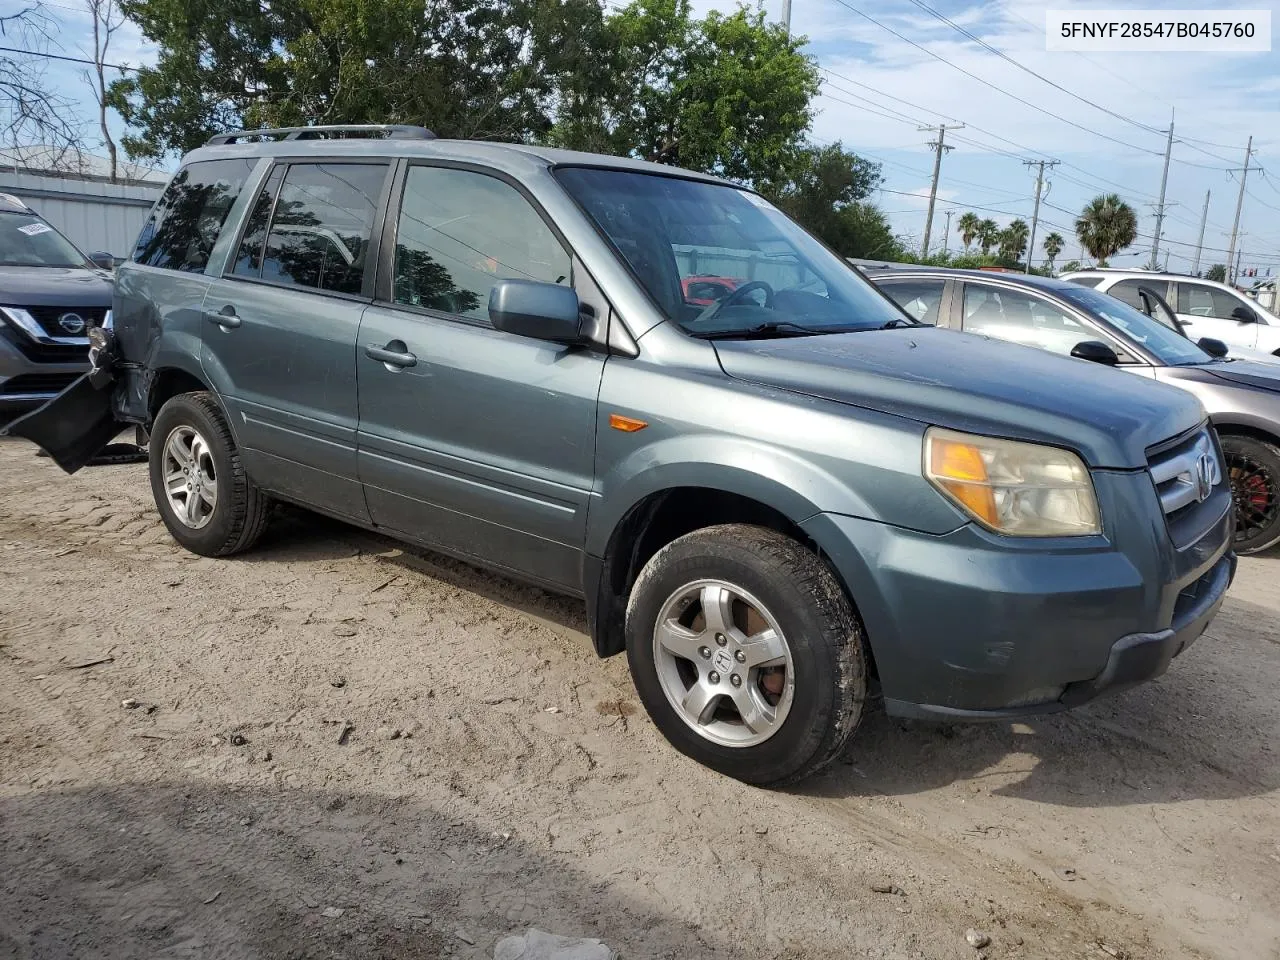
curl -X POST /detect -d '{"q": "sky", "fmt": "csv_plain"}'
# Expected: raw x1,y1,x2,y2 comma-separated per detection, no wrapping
16,0,1280,276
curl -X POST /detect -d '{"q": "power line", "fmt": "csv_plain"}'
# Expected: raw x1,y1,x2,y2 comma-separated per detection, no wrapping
0,44,136,72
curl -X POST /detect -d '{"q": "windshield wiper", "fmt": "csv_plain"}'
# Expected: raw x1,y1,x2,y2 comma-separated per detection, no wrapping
880,317,916,329
697,321,834,340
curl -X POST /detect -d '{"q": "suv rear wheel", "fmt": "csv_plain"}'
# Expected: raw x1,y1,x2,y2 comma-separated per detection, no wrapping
1221,435,1280,555
149,392,271,556
625,524,866,786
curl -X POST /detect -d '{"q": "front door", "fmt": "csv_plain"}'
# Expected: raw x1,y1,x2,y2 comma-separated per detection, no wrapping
356,163,604,592
202,160,391,522
1171,281,1260,348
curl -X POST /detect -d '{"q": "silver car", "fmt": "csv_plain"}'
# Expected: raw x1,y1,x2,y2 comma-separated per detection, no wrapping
869,267,1280,554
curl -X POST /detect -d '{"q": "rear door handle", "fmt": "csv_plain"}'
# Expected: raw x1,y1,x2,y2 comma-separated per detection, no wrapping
365,342,417,369
205,306,241,329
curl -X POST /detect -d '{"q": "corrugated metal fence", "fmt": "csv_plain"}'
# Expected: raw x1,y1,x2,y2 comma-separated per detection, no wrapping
0,172,164,258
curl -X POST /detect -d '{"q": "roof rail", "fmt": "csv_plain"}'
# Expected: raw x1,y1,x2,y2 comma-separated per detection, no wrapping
205,124,436,146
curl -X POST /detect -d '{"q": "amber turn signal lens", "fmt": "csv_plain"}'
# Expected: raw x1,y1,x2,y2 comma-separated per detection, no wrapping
927,435,999,526
609,413,648,432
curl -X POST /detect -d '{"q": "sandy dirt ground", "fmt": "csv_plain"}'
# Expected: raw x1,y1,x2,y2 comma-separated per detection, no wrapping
1,436,1278,960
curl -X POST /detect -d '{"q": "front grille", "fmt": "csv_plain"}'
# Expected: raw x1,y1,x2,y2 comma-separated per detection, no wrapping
0,372,79,396
0,323,89,363
1147,427,1229,549
24,305,108,338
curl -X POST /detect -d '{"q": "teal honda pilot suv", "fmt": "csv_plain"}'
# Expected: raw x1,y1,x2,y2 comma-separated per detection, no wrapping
7,125,1236,785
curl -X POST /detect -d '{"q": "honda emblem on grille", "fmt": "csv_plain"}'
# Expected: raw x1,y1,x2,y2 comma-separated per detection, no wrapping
1194,451,1215,503
57,312,86,334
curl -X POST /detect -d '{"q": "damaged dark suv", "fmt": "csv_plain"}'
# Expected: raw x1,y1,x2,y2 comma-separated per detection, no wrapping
7,125,1236,785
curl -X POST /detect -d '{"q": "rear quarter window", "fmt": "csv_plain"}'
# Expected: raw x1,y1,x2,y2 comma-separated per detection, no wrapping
133,158,256,273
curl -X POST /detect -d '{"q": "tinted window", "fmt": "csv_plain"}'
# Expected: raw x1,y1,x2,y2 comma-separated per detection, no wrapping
392,166,570,321
963,283,1125,358
259,163,388,295
556,167,904,336
1177,282,1243,320
0,211,87,267
133,159,255,272
876,278,946,324
231,166,284,277
1108,278,1165,310
1066,276,1103,288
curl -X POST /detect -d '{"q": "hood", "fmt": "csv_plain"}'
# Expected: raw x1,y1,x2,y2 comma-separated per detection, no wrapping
713,326,1205,469
1201,359,1280,393
0,265,114,308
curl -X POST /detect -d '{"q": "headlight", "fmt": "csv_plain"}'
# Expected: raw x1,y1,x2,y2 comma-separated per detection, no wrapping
924,427,1101,536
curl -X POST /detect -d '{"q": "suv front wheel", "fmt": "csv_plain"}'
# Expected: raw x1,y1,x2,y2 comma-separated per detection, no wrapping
149,392,271,556
625,524,866,786
1221,435,1280,555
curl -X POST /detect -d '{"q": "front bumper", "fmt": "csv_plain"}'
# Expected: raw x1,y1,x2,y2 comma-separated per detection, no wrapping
801,476,1234,719
0,323,88,409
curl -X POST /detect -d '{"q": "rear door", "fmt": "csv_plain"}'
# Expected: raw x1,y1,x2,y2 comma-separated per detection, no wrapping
1170,280,1260,348
355,162,604,591
201,159,392,521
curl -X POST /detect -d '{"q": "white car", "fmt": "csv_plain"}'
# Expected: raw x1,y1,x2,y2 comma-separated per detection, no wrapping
1062,269,1280,361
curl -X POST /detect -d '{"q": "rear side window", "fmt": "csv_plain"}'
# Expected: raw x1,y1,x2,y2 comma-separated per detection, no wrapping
1066,276,1103,288
1107,278,1167,310
133,159,255,272
391,166,570,322
231,166,285,277
255,163,389,295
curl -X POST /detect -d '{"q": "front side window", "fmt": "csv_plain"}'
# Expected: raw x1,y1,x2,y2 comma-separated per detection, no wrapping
1177,282,1244,320
876,278,946,324
0,211,88,268
1058,284,1210,366
134,158,255,272
256,163,389,295
555,167,904,337
962,283,1130,359
392,166,570,322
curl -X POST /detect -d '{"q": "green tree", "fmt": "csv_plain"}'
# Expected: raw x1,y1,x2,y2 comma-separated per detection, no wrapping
1207,263,1227,282
110,0,818,186
1042,231,1064,270
956,211,980,252
761,141,895,256
976,218,999,256
998,218,1029,264
1075,193,1137,267
1061,259,1082,273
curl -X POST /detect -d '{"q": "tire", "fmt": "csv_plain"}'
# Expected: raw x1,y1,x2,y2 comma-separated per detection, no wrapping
625,524,866,786
1221,435,1280,555
148,392,271,557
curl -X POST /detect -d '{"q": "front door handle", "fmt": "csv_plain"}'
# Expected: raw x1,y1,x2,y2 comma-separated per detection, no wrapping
204,306,241,329
365,342,417,369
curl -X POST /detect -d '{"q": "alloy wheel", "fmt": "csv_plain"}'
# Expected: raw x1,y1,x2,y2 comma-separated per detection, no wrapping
161,425,218,529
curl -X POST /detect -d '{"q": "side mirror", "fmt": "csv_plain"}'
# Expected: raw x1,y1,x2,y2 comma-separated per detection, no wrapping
1070,340,1120,366
488,279,583,345
1197,337,1229,358
88,251,115,270
1231,305,1257,323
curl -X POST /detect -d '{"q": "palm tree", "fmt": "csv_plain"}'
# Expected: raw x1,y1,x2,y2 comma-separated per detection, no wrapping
1075,194,1137,267
957,212,981,253
976,218,1000,256
999,219,1030,263
1043,232,1065,270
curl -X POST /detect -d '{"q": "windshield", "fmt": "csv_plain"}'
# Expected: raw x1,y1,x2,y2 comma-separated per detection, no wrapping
555,168,908,337
0,211,89,268
1058,284,1211,366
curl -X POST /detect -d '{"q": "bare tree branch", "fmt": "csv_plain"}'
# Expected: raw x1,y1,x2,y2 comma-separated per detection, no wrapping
0,3,84,160
83,0,124,180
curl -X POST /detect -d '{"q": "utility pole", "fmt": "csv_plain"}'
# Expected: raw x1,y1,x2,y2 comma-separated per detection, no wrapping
942,209,953,255
781,0,792,36
1191,190,1210,276
1235,248,1243,285
1226,136,1253,285
1146,111,1172,272
920,123,963,257
1023,158,1058,274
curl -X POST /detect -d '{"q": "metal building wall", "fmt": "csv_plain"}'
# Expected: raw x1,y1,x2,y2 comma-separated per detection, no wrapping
0,172,165,258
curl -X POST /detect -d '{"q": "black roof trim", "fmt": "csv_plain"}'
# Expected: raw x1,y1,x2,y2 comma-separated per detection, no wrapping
206,124,436,146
